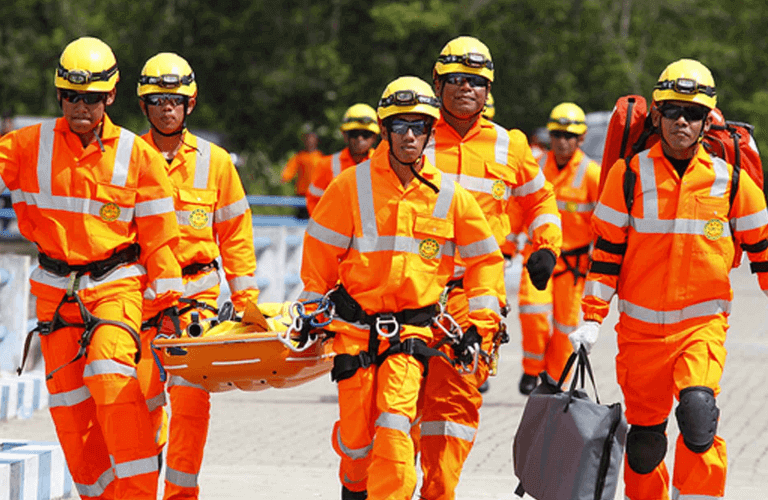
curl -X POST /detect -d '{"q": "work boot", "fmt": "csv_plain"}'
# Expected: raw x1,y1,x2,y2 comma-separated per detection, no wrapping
478,380,490,393
518,373,537,395
342,486,367,500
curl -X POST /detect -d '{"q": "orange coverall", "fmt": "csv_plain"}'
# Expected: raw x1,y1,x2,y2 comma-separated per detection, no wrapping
584,143,768,500
280,149,323,196
419,114,561,499
518,149,600,380
138,131,259,500
0,116,182,499
300,142,505,499
305,147,373,215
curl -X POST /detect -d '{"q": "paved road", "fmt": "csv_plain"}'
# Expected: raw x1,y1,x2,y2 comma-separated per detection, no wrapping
2,264,767,499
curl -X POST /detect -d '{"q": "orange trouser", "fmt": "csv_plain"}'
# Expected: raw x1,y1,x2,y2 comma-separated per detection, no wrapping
332,330,425,500
39,282,159,499
517,255,586,380
138,285,218,500
616,317,728,500
417,286,489,500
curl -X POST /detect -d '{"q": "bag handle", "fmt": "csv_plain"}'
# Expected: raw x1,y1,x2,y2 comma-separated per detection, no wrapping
557,346,601,411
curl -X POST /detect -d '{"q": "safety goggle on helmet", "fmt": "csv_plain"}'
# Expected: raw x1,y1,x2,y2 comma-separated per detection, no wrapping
652,58,717,109
55,37,120,92
340,103,380,134
433,36,494,83
378,76,441,121
138,52,197,98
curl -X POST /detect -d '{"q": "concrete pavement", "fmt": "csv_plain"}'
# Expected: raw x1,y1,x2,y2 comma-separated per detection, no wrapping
2,264,767,499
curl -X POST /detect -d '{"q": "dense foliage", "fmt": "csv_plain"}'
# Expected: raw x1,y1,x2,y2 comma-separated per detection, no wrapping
2,0,766,195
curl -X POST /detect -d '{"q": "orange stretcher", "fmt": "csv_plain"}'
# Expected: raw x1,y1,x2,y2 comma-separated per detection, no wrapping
152,301,334,393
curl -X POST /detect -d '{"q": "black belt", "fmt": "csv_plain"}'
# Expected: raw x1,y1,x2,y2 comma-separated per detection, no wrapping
38,243,140,280
182,259,219,276
329,285,437,329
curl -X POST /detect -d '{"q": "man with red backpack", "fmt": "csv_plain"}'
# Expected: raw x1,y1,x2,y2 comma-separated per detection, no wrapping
569,58,768,500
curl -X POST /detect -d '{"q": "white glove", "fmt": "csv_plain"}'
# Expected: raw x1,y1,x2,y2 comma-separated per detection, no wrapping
568,321,600,354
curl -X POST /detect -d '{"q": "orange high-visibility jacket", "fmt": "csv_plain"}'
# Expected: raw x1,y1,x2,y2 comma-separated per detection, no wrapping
425,115,561,272
0,116,182,308
300,141,505,338
583,142,768,325
281,149,323,196
305,147,373,215
141,131,259,309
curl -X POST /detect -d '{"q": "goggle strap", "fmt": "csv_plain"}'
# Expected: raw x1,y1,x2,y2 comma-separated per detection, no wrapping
138,72,195,88
654,79,716,97
548,118,585,126
437,54,494,70
57,63,118,84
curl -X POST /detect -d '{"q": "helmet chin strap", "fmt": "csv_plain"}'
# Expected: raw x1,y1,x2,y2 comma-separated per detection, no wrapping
148,100,189,137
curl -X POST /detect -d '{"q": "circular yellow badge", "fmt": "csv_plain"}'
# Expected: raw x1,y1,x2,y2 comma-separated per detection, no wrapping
419,238,440,260
704,218,724,241
100,202,120,222
491,180,506,200
189,208,209,230
565,201,578,213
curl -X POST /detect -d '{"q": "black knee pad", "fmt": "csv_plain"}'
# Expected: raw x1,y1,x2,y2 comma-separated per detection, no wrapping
342,486,367,500
626,421,668,474
676,386,719,453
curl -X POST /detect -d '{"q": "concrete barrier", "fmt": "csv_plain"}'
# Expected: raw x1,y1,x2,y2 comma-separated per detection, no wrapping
0,440,74,500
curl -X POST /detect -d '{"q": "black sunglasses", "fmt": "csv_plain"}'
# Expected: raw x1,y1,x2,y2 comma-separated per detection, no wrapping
390,118,430,136
347,130,375,140
60,89,108,105
549,130,579,140
143,94,187,107
443,73,489,88
659,104,709,122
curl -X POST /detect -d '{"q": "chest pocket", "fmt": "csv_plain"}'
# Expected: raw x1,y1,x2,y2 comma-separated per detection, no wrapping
411,215,453,271
92,182,137,223
177,188,216,233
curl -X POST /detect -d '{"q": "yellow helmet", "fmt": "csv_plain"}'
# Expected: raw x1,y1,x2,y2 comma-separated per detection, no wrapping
138,52,197,97
483,92,495,120
652,58,716,109
340,103,380,134
377,76,441,121
433,36,494,83
547,102,587,135
55,37,119,92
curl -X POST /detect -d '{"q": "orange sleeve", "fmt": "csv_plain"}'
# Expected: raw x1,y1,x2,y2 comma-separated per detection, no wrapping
305,155,331,216
730,167,768,293
280,153,299,183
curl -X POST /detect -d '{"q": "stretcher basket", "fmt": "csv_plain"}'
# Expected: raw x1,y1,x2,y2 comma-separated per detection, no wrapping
152,301,334,393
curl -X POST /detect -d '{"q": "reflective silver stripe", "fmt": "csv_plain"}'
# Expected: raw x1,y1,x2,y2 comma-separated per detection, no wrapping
110,128,136,187
523,350,545,361
519,303,552,315
177,210,214,228
670,486,722,500
299,290,323,301
308,183,325,197
135,196,174,218
528,213,561,236
30,263,145,291
454,174,509,200
709,156,729,198
424,138,436,166
508,170,546,197
618,298,731,325
632,218,732,238
193,138,212,189
144,276,184,300
146,392,166,412
11,189,135,221
356,161,377,239
593,202,629,229
583,280,616,302
375,412,411,433
352,234,453,259
183,270,220,297
331,152,342,177
638,152,658,220
557,200,596,213
538,155,547,169
215,197,249,223
420,420,476,442
168,374,207,391
36,120,57,195
732,209,768,233
468,295,500,314
166,467,198,488
458,235,498,259
493,123,510,165
572,155,592,188
335,426,372,460
84,359,137,379
306,219,352,249
553,320,577,334
114,456,157,479
229,275,259,292
432,175,455,219
49,385,91,408
75,467,115,498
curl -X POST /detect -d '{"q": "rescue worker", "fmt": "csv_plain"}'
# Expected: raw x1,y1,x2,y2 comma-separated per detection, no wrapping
419,35,562,500
0,37,182,499
516,102,600,395
305,103,379,215
298,76,505,500
136,52,260,500
281,130,322,218
569,59,768,500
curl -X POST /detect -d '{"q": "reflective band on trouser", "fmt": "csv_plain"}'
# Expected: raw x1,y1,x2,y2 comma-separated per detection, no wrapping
75,467,116,498
49,385,91,408
670,485,724,500
618,298,731,325
166,467,198,488
114,456,158,479
420,420,477,442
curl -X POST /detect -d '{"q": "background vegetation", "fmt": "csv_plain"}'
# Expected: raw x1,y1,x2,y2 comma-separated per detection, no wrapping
2,0,767,196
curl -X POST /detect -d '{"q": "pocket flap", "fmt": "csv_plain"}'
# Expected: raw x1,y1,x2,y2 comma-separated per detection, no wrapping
414,215,453,239
178,187,216,205
95,183,136,207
